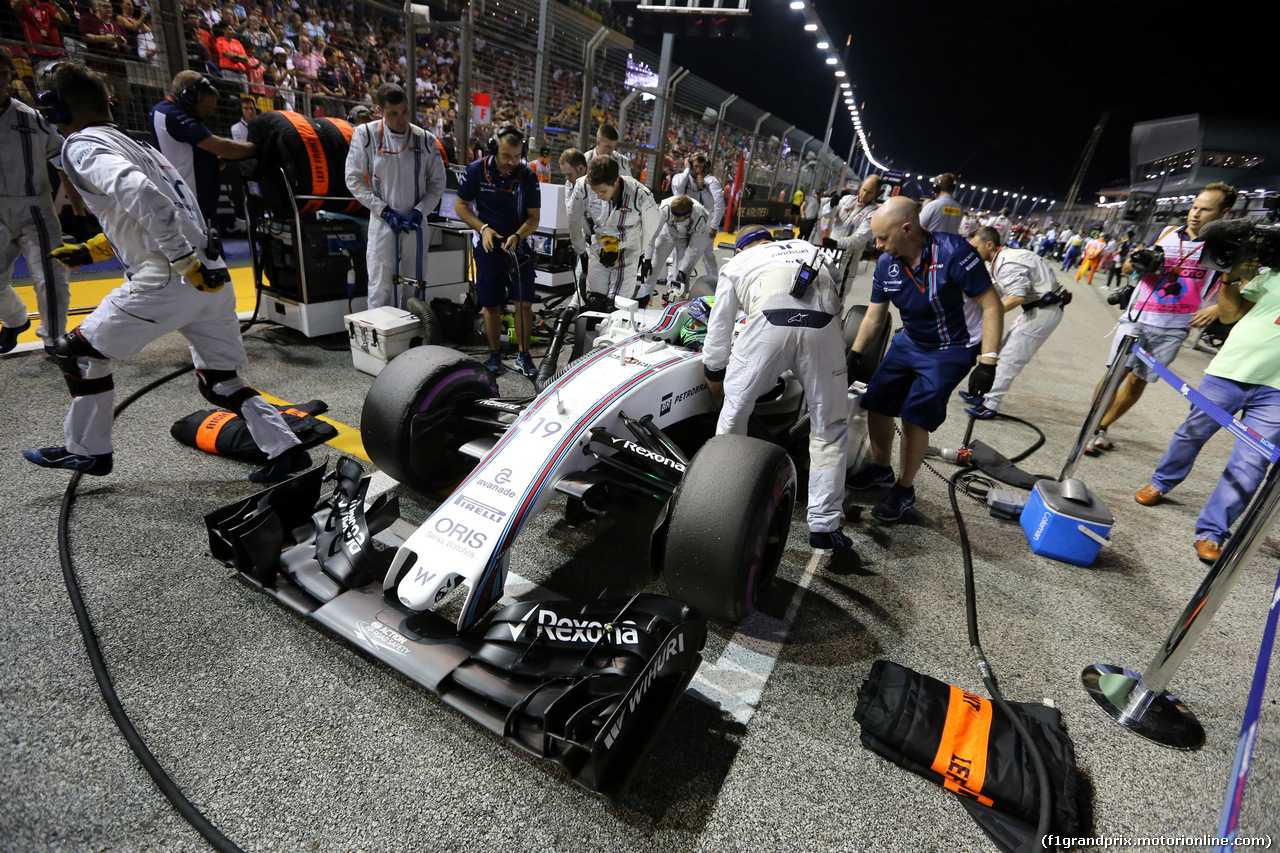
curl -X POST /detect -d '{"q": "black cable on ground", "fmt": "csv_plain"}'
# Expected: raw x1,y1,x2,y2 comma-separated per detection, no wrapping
56,312,264,851
941,413,1053,850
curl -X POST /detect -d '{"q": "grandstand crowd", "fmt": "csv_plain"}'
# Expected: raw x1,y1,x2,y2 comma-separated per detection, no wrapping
0,0,805,185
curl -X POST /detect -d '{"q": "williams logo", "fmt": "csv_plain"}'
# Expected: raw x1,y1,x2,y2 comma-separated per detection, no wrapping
660,392,673,415
454,494,507,523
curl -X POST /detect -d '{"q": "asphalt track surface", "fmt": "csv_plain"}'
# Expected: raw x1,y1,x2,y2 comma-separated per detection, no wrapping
2,258,1278,852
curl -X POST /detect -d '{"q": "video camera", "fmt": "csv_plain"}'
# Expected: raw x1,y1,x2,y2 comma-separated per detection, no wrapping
1198,218,1280,272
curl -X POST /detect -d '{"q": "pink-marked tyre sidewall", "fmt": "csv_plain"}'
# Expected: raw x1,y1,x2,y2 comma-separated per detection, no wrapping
361,346,497,491
662,434,797,622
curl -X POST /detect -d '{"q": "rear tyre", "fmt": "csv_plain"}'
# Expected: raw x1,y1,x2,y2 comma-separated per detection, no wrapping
361,346,498,491
662,435,797,622
843,304,889,383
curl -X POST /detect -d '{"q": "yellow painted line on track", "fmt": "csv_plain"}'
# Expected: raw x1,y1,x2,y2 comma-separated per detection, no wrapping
256,391,370,463
10,264,260,344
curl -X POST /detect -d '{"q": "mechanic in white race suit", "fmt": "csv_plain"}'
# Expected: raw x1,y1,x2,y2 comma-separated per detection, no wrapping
960,225,1068,418
828,174,880,286
0,47,82,354
643,194,711,298
568,155,658,305
669,154,724,276
23,62,307,483
702,226,854,551
344,83,446,309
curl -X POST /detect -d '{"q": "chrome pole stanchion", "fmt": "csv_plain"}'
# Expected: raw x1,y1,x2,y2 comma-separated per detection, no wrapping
1061,334,1136,481
1083,458,1280,750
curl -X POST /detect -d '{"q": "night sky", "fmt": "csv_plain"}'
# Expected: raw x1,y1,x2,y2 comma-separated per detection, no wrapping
633,0,1278,203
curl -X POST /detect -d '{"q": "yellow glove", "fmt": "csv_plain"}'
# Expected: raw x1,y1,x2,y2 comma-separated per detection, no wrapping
50,232,115,270
173,252,230,293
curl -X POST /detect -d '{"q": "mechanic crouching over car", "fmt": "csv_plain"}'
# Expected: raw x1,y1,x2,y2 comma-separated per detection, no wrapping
702,225,855,551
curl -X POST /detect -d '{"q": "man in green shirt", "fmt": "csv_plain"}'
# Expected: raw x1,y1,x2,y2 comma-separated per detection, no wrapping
1133,255,1280,563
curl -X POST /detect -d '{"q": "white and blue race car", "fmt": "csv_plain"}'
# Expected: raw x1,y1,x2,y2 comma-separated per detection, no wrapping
362,297,881,629
206,297,883,801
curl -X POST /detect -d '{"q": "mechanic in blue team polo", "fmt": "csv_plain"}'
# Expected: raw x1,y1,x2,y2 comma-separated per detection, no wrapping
149,71,256,226
454,124,541,378
846,196,1004,523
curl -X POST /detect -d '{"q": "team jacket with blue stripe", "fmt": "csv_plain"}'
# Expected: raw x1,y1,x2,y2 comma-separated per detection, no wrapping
871,230,993,350
566,174,659,257
0,99,64,205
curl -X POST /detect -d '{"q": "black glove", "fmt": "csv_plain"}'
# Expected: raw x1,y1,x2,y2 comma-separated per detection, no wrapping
674,269,689,287
968,362,997,398
846,350,861,381
638,257,653,281
822,237,838,250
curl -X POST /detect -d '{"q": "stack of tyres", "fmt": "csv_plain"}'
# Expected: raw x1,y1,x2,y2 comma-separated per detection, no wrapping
244,111,362,216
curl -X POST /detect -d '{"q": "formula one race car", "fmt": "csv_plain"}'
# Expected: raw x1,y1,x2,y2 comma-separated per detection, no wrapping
205,297,885,801
361,297,886,629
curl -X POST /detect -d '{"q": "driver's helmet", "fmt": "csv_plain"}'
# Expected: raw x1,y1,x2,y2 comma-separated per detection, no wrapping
686,295,714,324
680,296,715,347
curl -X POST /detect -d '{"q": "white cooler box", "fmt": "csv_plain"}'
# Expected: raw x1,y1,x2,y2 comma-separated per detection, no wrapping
346,306,420,376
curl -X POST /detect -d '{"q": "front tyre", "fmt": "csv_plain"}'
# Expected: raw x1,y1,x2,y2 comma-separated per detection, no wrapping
361,346,498,491
662,435,797,622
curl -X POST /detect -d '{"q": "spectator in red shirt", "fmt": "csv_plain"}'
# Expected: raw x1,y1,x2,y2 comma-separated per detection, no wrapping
215,24,250,84
12,0,70,59
79,0,129,72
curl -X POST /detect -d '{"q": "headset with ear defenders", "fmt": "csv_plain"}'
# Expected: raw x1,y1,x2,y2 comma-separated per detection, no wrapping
487,124,525,158
174,75,217,111
35,61,71,125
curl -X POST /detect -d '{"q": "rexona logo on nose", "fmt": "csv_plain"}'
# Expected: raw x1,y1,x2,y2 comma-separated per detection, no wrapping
508,606,642,645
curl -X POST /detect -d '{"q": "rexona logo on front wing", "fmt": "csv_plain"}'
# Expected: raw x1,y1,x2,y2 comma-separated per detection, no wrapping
604,435,686,474
507,606,642,645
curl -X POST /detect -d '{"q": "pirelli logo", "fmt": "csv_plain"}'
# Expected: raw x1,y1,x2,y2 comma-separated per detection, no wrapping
453,494,507,523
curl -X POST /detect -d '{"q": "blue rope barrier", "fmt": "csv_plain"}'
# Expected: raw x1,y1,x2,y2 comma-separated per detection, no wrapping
1131,345,1280,465
1126,342,1280,845
1214,563,1280,850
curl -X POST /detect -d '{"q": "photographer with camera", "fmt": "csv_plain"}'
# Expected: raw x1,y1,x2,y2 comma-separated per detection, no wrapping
1084,182,1236,456
1132,218,1280,563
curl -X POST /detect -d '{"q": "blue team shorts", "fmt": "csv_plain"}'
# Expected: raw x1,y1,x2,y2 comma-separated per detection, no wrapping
860,331,977,431
474,242,536,308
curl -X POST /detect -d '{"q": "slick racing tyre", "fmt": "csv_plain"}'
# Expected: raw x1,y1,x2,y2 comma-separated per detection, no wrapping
662,435,797,622
361,346,498,491
843,304,890,384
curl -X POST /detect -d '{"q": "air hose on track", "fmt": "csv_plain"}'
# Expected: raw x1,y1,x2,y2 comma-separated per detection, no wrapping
54,296,269,852
940,411,1053,849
